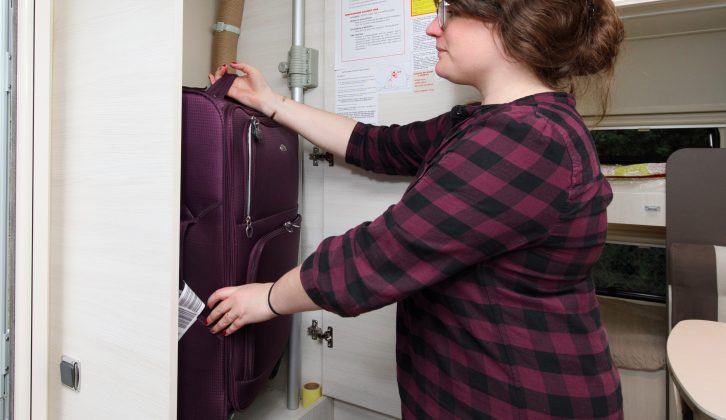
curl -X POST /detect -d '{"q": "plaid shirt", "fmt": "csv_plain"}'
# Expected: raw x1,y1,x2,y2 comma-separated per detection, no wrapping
300,92,622,419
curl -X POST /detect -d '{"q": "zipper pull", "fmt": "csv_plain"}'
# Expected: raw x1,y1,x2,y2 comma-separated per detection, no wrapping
284,220,301,233
251,117,262,142
245,216,254,238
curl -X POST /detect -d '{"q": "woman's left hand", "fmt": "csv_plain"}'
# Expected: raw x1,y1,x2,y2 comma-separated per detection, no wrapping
206,282,277,336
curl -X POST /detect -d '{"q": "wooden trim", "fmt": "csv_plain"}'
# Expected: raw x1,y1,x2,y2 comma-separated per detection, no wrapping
15,0,52,418
32,0,52,418
584,113,726,129
607,224,666,246
14,0,33,418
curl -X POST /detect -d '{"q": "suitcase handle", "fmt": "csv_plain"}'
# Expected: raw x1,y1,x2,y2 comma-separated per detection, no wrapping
179,205,195,290
206,73,238,99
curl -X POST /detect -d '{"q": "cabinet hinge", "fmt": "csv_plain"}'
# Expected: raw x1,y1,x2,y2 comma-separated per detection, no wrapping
307,319,333,348
308,147,334,167
4,52,11,92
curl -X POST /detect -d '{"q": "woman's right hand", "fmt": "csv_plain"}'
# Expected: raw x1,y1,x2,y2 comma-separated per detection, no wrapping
210,62,357,158
208,62,282,118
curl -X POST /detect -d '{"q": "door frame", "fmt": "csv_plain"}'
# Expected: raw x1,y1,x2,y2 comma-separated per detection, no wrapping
15,0,51,418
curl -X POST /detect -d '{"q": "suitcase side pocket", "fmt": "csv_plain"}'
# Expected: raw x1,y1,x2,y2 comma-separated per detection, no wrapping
228,213,302,411
246,213,302,283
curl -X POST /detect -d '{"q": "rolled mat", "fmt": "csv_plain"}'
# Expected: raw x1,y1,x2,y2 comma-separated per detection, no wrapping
212,0,244,73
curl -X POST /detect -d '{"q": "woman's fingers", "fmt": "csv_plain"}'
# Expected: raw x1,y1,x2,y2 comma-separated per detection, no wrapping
225,318,245,336
227,61,253,75
228,62,267,89
210,309,239,335
207,285,236,309
208,64,228,84
206,285,250,334
205,299,229,328
204,282,274,336
206,287,239,332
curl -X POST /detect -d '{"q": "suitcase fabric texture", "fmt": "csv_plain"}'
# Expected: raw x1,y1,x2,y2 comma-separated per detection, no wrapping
179,73,301,419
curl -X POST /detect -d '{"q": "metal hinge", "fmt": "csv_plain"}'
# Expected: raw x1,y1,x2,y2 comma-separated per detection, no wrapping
309,147,334,167
4,52,11,92
307,320,333,348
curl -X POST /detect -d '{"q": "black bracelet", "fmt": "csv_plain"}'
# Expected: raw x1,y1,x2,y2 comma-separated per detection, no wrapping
267,281,281,316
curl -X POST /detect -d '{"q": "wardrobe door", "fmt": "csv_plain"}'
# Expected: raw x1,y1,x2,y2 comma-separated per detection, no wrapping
48,1,182,418
319,165,406,419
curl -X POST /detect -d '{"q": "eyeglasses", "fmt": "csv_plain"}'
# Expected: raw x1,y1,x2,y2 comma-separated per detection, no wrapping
436,1,450,29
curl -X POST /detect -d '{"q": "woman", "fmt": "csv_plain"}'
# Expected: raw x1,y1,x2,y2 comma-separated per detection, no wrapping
206,0,625,418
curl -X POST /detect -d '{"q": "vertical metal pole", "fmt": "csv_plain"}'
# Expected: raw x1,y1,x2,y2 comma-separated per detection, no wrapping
0,0,10,417
287,0,304,410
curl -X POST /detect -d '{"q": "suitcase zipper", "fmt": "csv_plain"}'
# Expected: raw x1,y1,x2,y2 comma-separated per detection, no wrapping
251,116,262,141
222,104,238,411
244,117,258,238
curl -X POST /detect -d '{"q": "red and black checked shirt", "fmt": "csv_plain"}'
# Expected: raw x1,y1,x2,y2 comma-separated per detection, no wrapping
300,92,623,419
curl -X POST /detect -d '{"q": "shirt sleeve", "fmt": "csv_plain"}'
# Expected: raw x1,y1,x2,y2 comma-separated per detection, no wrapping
345,111,455,176
301,111,574,317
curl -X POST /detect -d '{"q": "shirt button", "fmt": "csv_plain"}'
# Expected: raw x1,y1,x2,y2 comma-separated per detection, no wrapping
451,105,467,121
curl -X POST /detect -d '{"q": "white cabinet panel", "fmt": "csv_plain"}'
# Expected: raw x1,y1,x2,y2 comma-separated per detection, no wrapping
321,164,410,237
318,162,408,418
607,179,666,226
334,399,399,420
322,306,400,419
49,1,182,418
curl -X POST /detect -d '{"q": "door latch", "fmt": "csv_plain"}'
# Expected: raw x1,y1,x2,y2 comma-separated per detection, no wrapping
307,320,333,348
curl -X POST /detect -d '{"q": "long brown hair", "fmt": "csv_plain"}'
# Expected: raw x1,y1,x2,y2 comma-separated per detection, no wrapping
439,0,625,119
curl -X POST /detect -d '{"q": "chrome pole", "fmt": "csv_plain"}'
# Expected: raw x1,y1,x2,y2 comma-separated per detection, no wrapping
287,0,304,410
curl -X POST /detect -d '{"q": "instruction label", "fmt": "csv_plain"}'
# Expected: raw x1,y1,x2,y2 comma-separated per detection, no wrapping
178,282,205,341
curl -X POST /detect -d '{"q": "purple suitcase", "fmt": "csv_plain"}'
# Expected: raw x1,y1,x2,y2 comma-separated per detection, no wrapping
178,74,301,419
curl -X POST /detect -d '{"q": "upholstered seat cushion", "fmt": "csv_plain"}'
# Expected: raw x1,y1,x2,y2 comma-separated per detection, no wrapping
669,243,726,327
599,296,667,371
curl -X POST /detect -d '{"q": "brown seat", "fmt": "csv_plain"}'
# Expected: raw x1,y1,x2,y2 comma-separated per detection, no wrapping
666,148,726,420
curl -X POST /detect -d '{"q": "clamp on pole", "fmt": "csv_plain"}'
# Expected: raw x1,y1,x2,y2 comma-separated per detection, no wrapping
278,46,319,90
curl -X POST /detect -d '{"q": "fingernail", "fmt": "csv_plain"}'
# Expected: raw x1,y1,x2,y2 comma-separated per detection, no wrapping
223,331,230,336
231,61,238,64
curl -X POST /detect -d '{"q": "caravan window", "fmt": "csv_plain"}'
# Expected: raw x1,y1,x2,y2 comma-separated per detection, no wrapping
591,127,720,165
592,243,666,303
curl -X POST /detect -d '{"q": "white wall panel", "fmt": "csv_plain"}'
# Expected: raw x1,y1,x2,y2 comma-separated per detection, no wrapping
49,1,182,418
183,0,216,87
